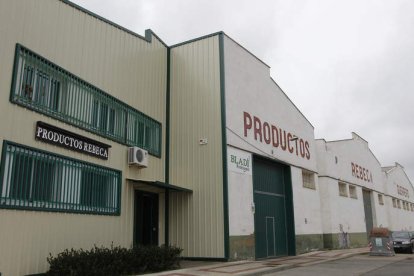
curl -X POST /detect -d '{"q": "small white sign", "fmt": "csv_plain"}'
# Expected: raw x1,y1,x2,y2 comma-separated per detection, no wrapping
375,238,383,247
228,147,252,175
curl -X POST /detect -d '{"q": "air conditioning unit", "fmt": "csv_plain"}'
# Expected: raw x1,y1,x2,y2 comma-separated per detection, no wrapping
128,147,148,168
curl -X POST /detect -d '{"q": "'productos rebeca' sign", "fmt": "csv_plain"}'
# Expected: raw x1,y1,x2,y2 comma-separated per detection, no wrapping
35,121,110,160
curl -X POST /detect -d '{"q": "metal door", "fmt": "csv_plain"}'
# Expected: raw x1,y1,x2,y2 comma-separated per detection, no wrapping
253,157,288,258
134,191,159,246
363,189,374,236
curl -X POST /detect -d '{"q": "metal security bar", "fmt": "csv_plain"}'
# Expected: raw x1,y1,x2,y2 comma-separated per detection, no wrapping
10,44,161,157
0,141,121,215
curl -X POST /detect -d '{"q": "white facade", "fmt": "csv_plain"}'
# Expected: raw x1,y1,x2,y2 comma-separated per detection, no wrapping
383,163,414,231
224,35,324,256
316,133,414,248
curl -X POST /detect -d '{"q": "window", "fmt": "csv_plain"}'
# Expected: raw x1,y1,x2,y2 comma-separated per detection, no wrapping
392,198,397,208
11,44,161,156
0,141,121,215
126,110,161,153
349,185,357,199
7,151,55,202
302,170,315,190
80,169,111,208
411,204,414,212
338,182,348,197
397,200,401,209
378,194,384,205
19,64,61,112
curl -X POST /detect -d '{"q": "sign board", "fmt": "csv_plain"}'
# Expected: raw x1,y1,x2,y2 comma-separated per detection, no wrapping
35,121,110,160
228,147,252,175
375,238,383,247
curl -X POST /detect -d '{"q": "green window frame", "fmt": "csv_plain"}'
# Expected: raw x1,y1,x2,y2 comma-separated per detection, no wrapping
0,141,121,215
10,44,161,157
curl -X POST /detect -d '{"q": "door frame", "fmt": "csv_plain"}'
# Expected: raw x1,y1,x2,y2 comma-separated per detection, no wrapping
133,190,159,246
252,155,296,259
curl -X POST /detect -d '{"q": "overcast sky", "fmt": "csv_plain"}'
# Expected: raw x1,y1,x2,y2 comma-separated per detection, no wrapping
71,0,414,182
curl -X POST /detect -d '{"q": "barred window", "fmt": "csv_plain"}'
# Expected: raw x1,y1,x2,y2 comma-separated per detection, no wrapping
338,182,348,197
302,170,315,190
397,200,401,209
0,141,121,215
349,185,357,199
11,44,161,157
392,198,397,208
378,194,384,205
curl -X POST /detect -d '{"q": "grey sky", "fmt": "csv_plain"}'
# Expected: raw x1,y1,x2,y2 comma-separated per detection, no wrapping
71,0,414,182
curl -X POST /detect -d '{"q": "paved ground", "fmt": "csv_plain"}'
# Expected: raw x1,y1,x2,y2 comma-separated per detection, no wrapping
147,247,373,275
263,254,414,275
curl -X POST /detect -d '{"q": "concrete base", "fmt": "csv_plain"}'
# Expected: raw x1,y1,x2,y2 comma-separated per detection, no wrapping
229,234,255,260
230,233,368,260
295,234,324,254
323,232,368,249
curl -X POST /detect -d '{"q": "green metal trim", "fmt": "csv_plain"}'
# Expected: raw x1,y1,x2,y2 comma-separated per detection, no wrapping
2,140,121,182
117,171,122,216
170,32,224,48
60,1,147,42
165,47,171,245
0,141,7,204
127,179,192,193
219,33,230,260
144,29,168,48
9,44,20,103
10,44,162,157
60,2,168,47
0,140,121,216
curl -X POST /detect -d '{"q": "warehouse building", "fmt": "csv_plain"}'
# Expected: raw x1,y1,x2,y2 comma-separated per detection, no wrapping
315,134,414,249
1,1,414,275
315,133,388,248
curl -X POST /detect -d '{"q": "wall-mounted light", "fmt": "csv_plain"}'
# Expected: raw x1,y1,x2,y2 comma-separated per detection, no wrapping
199,138,208,145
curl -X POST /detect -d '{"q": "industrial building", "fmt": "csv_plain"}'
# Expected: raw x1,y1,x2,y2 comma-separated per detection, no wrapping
0,1,413,275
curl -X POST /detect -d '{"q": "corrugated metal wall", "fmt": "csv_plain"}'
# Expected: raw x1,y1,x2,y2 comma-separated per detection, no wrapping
169,35,225,257
0,0,167,275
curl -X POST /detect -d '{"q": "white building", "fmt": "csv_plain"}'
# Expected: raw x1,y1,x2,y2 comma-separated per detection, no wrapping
0,1,413,275
315,133,414,248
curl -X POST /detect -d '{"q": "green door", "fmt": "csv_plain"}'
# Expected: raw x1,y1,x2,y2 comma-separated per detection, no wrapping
253,157,290,259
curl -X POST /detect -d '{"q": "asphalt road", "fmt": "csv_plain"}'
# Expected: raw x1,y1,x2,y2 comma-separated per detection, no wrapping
264,253,414,276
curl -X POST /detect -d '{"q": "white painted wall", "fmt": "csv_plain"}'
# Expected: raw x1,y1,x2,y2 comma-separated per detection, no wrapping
384,164,414,231
228,146,254,236
318,177,367,234
223,35,323,237
223,36,317,173
291,167,323,235
373,191,390,228
316,134,414,235
317,134,385,194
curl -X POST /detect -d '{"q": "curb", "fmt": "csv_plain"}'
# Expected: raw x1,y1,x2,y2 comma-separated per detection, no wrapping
245,250,369,276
